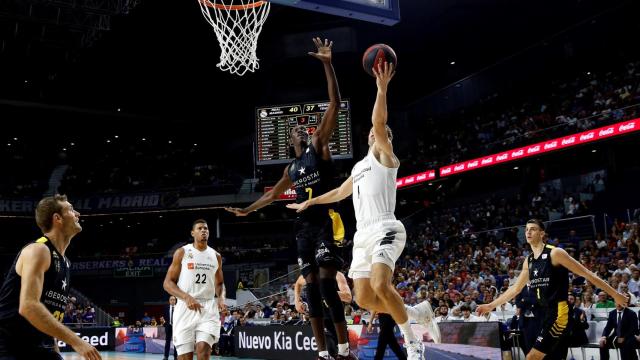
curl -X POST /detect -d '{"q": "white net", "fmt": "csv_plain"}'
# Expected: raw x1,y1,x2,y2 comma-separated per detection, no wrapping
198,0,270,76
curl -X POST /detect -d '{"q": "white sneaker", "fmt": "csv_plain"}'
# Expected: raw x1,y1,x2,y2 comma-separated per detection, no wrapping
409,300,435,324
405,341,425,360
407,301,441,344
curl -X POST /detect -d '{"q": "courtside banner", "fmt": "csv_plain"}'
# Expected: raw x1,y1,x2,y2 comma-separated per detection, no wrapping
58,327,115,352
439,118,639,177
234,325,317,360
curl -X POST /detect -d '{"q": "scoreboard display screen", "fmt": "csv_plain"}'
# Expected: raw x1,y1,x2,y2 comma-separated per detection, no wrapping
256,100,352,165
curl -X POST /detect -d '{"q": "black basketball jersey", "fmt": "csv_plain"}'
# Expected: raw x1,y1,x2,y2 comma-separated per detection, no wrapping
288,143,334,223
527,244,568,309
0,236,71,349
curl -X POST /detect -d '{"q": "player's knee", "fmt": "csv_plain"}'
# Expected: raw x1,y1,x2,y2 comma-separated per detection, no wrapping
370,276,390,295
355,291,374,309
195,342,211,359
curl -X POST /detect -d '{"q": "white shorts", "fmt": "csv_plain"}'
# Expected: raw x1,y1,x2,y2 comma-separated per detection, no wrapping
348,220,406,279
173,298,221,351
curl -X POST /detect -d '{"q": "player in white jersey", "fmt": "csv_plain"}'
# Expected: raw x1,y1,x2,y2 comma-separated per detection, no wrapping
163,219,226,360
287,62,426,360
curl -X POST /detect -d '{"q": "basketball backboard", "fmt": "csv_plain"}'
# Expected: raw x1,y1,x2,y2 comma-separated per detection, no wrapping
270,0,400,25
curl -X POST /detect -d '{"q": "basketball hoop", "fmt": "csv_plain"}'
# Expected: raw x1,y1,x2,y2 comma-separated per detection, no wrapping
197,0,270,76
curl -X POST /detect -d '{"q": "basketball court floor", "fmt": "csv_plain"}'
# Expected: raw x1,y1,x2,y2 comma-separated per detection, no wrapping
59,350,484,360
61,353,258,360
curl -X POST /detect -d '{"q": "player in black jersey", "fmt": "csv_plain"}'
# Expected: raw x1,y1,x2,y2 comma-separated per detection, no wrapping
226,38,355,360
0,195,101,360
478,219,627,360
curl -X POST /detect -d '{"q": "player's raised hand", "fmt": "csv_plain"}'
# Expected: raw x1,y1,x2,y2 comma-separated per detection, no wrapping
372,61,395,93
286,201,311,213
308,37,332,63
225,207,249,216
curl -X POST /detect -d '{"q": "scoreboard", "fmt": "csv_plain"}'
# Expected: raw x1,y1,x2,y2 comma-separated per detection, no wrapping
256,100,353,165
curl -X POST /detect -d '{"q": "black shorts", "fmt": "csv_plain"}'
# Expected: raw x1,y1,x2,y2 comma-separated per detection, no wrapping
533,301,570,357
295,220,344,277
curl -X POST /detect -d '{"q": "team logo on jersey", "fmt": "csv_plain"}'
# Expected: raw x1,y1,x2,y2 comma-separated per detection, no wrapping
187,252,194,259
542,254,548,259
187,263,194,270
533,269,539,277
61,279,67,290
298,167,306,175
536,336,543,343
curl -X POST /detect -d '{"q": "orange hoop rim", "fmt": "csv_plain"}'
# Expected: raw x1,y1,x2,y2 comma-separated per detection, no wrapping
199,0,266,10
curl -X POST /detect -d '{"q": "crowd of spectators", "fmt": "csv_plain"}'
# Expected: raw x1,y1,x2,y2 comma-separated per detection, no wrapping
62,296,97,327
402,59,640,174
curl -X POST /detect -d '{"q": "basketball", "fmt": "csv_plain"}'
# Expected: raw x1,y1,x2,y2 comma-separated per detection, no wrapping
362,43,397,77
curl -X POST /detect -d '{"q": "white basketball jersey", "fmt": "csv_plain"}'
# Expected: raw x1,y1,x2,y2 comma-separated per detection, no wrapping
177,244,219,300
351,150,398,223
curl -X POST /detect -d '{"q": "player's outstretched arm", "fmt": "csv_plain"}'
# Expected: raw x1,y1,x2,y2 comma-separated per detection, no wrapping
551,247,629,307
226,166,293,216
286,176,353,213
371,61,395,156
477,261,529,316
310,37,341,149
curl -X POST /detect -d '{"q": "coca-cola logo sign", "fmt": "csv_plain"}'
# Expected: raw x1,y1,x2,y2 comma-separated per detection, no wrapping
544,141,558,150
511,149,524,157
481,157,493,165
561,136,575,145
496,154,509,161
527,145,540,154
579,132,595,141
467,160,479,168
454,164,465,171
441,167,452,175
598,127,614,136
619,123,635,131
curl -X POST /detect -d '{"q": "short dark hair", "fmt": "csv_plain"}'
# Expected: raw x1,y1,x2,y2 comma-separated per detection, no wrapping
35,194,68,232
192,219,207,229
460,304,471,312
526,218,545,231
